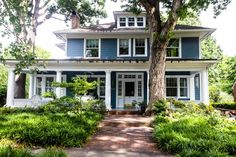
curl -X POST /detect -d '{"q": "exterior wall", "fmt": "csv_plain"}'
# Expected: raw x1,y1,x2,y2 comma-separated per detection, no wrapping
101,39,117,59
181,37,199,59
67,39,84,57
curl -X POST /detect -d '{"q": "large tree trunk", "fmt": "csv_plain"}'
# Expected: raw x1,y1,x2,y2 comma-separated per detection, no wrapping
15,73,26,98
145,41,167,115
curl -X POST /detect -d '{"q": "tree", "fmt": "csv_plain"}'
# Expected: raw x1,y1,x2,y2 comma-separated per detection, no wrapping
121,0,231,114
0,0,106,98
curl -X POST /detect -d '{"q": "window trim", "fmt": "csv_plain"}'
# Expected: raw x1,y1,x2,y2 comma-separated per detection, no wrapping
166,38,182,58
84,38,101,59
133,38,148,57
128,17,135,27
117,16,146,28
165,75,189,99
137,16,145,27
118,16,127,28
117,38,131,57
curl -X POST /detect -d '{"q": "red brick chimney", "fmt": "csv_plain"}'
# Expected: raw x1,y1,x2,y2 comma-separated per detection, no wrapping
71,11,80,29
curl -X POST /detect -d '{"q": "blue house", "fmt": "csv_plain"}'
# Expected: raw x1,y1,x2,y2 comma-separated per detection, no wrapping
5,11,216,109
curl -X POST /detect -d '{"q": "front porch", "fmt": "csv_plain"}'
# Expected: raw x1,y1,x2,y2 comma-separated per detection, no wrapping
5,59,214,109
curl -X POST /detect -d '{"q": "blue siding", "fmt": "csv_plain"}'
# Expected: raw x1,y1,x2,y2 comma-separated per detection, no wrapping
144,72,147,104
195,74,200,100
101,39,117,59
181,37,199,59
111,72,116,109
67,39,84,57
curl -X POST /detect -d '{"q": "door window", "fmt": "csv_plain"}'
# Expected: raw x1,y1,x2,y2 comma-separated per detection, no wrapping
125,82,135,96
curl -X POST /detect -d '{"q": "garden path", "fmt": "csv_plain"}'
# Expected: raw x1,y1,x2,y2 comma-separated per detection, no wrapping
65,115,171,157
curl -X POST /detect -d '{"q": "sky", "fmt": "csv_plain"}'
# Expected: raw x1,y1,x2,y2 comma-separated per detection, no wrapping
26,1,236,58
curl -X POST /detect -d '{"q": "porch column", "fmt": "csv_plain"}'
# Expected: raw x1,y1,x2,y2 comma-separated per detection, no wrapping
201,69,209,104
147,70,150,104
105,70,111,110
28,73,35,98
189,74,195,101
56,71,62,98
6,69,15,106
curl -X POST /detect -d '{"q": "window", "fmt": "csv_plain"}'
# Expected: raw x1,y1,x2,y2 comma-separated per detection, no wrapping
137,17,144,26
166,77,189,98
85,39,99,58
180,78,188,97
99,78,105,97
36,77,42,95
45,77,54,92
134,38,146,56
118,81,122,96
119,17,126,27
166,39,180,57
138,81,142,97
118,39,130,56
166,78,178,97
128,17,135,26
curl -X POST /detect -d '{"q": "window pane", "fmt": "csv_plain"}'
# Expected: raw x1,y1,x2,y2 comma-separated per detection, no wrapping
128,17,135,26
86,39,99,57
180,78,187,87
100,78,105,96
135,39,145,55
120,17,126,27
180,88,188,97
36,77,42,95
166,78,177,97
167,39,179,57
168,39,179,47
119,39,129,55
180,78,188,97
137,17,144,26
45,77,54,92
138,81,142,97
118,81,122,96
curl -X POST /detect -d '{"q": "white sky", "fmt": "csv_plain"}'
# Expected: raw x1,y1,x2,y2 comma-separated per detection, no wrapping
18,1,236,58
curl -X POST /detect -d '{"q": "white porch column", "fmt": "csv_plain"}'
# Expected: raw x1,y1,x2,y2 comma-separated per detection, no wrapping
147,70,150,104
189,74,195,101
6,69,15,106
105,70,111,110
56,71,62,98
201,69,209,104
28,73,35,98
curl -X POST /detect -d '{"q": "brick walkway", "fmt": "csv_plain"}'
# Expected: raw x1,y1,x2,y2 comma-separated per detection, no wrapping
68,115,170,157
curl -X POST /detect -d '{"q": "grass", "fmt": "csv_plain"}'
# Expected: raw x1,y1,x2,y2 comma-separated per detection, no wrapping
153,111,236,156
0,108,103,147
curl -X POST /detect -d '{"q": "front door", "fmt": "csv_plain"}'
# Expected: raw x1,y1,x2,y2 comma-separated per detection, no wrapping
124,81,136,104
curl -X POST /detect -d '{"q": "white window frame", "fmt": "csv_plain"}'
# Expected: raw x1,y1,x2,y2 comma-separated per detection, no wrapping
117,38,131,57
166,38,182,58
133,38,148,57
84,38,101,59
137,16,145,27
128,16,136,27
118,16,127,28
165,75,189,99
34,74,67,96
117,16,146,28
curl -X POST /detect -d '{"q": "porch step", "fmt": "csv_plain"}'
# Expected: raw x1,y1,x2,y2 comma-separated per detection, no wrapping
107,110,141,115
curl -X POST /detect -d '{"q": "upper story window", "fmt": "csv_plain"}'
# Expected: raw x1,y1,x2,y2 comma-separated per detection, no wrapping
166,38,180,58
117,39,131,57
134,38,147,56
118,16,146,28
85,39,100,58
119,17,126,27
128,17,135,26
137,17,144,27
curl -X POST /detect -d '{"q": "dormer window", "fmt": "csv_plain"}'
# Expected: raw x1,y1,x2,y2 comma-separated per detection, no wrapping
137,17,144,27
119,17,126,27
128,17,135,26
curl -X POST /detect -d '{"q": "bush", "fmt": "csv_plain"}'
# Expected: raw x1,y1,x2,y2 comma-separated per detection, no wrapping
209,85,222,103
211,102,236,110
82,99,106,114
35,149,67,157
153,102,236,156
0,85,7,107
153,99,169,115
0,108,103,147
42,92,56,99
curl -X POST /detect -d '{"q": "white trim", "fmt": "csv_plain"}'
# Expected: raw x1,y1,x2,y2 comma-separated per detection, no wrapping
166,38,182,59
105,71,111,110
6,69,15,106
83,38,101,59
117,16,146,28
199,37,201,59
133,38,148,57
165,75,190,99
117,38,131,57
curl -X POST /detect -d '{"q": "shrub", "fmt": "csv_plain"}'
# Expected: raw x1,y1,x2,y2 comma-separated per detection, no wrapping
35,149,67,157
211,102,236,110
0,146,33,157
82,99,106,114
209,85,222,103
153,99,169,115
42,92,56,99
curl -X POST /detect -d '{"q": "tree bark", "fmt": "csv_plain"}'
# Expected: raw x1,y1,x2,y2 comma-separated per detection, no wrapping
15,73,26,98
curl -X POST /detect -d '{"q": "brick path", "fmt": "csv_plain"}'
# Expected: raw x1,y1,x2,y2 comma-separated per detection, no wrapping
73,115,170,157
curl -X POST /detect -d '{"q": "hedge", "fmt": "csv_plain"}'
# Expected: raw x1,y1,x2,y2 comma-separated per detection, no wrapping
211,102,236,110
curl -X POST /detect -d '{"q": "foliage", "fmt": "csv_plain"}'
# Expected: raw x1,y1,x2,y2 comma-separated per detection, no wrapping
81,99,106,115
153,102,236,156
0,146,67,157
167,98,186,109
0,107,103,147
209,85,222,103
152,99,169,115
211,102,236,110
42,91,56,99
35,47,51,59
0,64,7,107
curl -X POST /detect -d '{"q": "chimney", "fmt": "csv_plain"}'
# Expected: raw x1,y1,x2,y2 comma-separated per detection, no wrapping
71,11,80,29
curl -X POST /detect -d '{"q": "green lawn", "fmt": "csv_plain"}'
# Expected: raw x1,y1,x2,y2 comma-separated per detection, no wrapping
0,108,103,148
